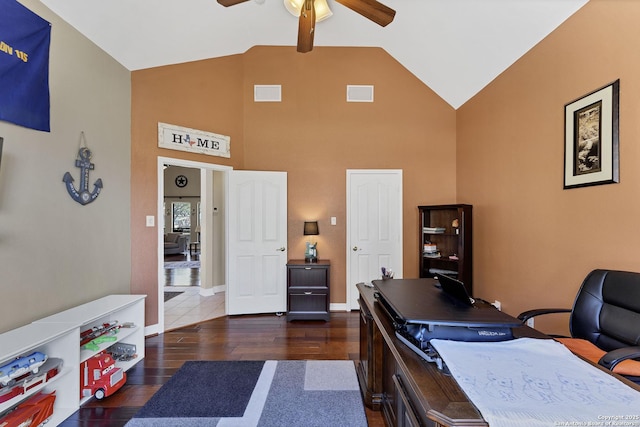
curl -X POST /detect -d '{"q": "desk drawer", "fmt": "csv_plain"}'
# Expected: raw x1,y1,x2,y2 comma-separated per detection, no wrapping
288,266,329,287
288,291,327,312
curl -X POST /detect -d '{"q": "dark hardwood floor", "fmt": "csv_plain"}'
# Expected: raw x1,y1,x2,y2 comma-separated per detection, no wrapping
164,252,201,287
60,312,386,426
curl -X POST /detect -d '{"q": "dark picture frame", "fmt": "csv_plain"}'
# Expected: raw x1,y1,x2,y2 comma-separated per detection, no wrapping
564,80,619,189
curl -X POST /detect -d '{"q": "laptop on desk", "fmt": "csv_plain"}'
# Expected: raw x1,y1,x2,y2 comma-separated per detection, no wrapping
437,273,476,307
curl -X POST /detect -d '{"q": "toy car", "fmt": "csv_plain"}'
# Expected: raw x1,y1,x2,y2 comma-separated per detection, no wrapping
108,343,137,362
0,358,63,404
80,351,126,400
0,391,56,426
0,352,47,387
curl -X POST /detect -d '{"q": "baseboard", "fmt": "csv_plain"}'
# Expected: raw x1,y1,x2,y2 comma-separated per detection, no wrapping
197,287,214,297
199,284,225,297
145,323,160,337
330,302,349,312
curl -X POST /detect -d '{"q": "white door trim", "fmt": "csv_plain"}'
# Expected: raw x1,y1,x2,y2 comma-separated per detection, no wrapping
156,156,232,335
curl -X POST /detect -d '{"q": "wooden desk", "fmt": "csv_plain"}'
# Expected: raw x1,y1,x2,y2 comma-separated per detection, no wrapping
356,281,547,427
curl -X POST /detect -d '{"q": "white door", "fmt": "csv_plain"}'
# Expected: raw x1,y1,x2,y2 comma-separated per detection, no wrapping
227,171,288,315
346,170,403,310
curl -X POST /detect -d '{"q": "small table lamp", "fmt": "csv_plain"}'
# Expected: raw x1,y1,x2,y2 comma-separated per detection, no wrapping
303,221,319,263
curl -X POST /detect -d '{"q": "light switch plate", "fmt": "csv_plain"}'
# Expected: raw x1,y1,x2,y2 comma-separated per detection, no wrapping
330,217,337,225
146,215,155,227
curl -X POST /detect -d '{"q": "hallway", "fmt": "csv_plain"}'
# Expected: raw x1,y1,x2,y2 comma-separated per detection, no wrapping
164,252,225,330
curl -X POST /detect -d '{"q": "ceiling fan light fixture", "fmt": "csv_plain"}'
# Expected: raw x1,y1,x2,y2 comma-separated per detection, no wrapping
284,0,333,22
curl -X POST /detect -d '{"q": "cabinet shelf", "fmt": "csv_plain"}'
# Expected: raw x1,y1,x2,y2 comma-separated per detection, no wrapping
79,324,140,364
419,204,473,295
0,295,145,426
0,363,72,415
422,256,458,262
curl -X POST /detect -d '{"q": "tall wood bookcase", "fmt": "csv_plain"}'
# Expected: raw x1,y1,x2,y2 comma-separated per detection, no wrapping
418,204,473,295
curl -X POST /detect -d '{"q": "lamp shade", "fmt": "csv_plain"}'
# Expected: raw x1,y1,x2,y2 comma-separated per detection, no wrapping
303,221,319,236
284,0,333,22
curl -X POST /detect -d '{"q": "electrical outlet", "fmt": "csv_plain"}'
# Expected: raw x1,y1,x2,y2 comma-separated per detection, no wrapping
330,217,337,225
492,300,501,311
526,318,535,328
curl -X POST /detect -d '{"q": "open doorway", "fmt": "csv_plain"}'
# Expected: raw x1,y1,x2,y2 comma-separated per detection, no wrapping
157,156,232,332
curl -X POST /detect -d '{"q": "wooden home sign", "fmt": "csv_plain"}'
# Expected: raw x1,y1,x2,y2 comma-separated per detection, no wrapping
158,122,230,158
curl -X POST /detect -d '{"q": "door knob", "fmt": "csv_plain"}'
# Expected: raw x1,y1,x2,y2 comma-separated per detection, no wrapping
352,246,358,251
277,247,286,252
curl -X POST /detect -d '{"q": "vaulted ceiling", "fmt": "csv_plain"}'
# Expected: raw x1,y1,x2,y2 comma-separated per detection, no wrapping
39,0,589,108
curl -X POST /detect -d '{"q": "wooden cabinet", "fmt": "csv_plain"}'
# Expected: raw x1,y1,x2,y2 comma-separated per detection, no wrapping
357,296,383,409
286,260,330,321
0,295,145,426
418,204,473,295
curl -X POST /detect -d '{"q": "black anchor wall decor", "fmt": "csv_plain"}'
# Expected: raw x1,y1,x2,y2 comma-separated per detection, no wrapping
63,132,103,205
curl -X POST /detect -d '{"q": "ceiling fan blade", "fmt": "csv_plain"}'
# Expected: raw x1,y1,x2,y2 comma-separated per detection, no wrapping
297,0,316,53
217,0,251,6
336,0,396,27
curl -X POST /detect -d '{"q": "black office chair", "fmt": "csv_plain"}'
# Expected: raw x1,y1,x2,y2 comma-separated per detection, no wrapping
518,269,640,383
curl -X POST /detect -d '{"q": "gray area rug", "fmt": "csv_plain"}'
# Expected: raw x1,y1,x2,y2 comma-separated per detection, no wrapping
125,360,367,427
164,261,201,269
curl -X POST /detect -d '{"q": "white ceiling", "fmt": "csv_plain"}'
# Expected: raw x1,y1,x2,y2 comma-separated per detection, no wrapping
39,0,588,109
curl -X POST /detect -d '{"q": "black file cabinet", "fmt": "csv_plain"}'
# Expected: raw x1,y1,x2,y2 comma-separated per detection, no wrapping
286,260,330,321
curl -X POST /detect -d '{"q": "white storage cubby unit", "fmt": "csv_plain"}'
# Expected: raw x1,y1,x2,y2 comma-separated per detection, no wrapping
0,322,78,425
0,294,145,426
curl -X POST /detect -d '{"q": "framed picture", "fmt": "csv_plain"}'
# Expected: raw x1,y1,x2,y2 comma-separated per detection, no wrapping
564,80,619,189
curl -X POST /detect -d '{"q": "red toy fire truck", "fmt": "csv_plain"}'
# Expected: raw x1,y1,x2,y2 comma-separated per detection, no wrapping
80,351,126,400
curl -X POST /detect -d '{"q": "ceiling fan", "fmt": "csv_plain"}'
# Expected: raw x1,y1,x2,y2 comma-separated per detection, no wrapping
217,0,396,53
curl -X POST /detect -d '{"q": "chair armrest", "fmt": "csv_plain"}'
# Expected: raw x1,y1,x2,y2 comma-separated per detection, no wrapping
177,236,188,251
517,308,572,323
598,346,640,370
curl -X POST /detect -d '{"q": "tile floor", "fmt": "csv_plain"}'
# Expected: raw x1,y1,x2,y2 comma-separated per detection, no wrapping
163,253,226,331
163,285,226,330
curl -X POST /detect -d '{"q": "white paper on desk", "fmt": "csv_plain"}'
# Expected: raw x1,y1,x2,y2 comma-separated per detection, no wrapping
430,338,640,427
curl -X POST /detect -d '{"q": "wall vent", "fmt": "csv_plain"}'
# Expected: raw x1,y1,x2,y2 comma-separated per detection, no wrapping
254,85,282,102
347,85,374,102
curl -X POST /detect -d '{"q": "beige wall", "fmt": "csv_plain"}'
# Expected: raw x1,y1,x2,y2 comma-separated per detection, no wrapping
0,0,131,332
457,0,640,334
132,46,457,325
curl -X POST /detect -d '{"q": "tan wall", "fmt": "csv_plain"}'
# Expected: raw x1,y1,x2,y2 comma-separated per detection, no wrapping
131,55,244,325
132,46,457,325
0,0,131,333
457,0,640,334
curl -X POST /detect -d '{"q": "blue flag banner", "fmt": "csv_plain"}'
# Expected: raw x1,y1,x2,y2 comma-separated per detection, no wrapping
0,0,51,132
